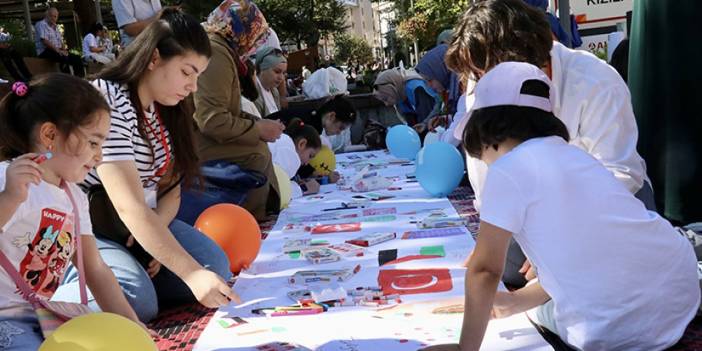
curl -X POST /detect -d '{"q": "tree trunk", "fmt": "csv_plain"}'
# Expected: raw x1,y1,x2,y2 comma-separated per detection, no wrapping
73,0,97,36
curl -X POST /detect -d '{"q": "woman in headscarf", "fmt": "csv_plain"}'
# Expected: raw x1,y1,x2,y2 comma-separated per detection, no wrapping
415,44,462,116
373,67,442,126
253,46,287,117
192,0,285,221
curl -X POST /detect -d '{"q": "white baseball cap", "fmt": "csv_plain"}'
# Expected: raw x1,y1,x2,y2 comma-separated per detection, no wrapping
453,61,555,140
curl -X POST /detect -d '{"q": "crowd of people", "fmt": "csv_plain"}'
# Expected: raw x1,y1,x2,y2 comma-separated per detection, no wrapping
0,0,698,350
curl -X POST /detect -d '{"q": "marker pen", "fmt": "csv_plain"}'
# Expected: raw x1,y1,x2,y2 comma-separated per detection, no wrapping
32,152,53,164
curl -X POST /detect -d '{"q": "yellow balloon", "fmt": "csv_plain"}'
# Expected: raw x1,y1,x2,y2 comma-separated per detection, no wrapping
308,146,336,176
39,312,157,351
273,164,292,209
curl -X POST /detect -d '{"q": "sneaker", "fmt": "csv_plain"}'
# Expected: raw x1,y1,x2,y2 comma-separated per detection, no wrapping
0,78,8,84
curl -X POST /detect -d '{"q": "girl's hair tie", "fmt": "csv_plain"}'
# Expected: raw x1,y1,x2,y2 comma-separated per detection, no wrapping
11,82,28,97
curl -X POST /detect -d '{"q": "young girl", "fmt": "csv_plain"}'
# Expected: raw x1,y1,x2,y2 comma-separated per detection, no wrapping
423,63,699,351
54,8,238,322
268,118,322,198
0,74,144,350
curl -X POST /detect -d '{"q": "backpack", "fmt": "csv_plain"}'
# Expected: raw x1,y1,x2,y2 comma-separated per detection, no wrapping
363,119,388,150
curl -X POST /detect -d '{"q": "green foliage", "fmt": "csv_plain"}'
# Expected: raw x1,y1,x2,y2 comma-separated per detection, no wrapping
334,33,373,65
395,0,469,50
0,19,36,57
257,0,348,48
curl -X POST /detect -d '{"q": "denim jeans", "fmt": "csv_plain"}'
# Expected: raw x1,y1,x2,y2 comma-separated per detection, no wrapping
52,219,231,322
0,315,43,350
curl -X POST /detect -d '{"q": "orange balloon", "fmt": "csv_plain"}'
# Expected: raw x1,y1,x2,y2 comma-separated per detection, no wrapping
195,204,262,274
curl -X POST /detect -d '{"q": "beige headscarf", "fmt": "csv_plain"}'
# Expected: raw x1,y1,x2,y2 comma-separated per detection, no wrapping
373,68,424,105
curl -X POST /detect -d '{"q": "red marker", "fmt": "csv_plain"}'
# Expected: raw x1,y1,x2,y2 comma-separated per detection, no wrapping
32,152,53,164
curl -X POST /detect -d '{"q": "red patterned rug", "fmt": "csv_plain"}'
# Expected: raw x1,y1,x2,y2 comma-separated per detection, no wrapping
148,188,702,350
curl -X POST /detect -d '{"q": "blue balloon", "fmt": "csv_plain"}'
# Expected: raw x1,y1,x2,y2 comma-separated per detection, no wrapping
416,142,465,197
386,125,421,160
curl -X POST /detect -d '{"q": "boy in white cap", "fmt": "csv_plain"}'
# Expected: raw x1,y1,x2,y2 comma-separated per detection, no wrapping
422,62,699,351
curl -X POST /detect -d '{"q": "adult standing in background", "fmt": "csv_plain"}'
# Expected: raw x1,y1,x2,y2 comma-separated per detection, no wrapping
193,0,284,221
112,0,162,47
34,8,84,77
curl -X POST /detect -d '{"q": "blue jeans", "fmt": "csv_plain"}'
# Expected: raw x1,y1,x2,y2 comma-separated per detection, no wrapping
53,219,231,322
0,315,42,350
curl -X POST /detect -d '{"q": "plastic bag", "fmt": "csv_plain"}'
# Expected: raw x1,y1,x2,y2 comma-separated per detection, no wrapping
303,67,348,99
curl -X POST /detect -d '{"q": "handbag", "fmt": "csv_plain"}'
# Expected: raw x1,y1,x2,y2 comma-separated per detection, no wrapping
87,185,153,267
0,181,91,338
363,119,388,150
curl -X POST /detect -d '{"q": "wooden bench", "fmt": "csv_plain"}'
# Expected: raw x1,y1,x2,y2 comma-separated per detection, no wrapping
23,57,60,75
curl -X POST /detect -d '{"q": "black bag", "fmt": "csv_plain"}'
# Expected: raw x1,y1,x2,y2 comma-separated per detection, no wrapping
363,119,388,150
87,186,155,267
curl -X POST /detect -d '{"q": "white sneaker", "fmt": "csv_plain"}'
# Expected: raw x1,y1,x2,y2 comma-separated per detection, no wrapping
0,78,9,84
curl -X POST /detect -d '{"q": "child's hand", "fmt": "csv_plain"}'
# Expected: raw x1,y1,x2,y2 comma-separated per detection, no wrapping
328,171,340,183
3,154,43,204
303,179,320,195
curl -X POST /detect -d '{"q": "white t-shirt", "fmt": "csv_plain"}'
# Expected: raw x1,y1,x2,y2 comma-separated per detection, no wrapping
0,163,93,317
480,137,699,350
113,0,162,46
82,33,99,58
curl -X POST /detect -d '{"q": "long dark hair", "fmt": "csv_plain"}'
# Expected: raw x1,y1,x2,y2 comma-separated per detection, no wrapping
0,73,109,159
95,8,211,187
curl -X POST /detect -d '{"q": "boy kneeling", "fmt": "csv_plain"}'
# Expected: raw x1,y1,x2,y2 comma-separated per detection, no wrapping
424,62,699,351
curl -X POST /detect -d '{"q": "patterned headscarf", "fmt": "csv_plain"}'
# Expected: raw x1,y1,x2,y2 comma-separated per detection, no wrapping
204,0,270,56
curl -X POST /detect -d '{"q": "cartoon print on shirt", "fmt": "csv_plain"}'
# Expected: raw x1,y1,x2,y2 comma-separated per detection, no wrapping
40,231,73,294
12,208,73,298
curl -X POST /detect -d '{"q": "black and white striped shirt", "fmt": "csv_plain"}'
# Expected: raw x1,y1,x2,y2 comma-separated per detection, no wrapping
83,79,172,191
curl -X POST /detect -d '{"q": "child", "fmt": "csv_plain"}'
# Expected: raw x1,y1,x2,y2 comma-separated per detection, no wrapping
266,94,357,147
0,74,145,350
268,118,322,198
422,62,699,351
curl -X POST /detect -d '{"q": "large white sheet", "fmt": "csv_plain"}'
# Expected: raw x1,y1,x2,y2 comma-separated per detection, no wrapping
194,150,551,351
